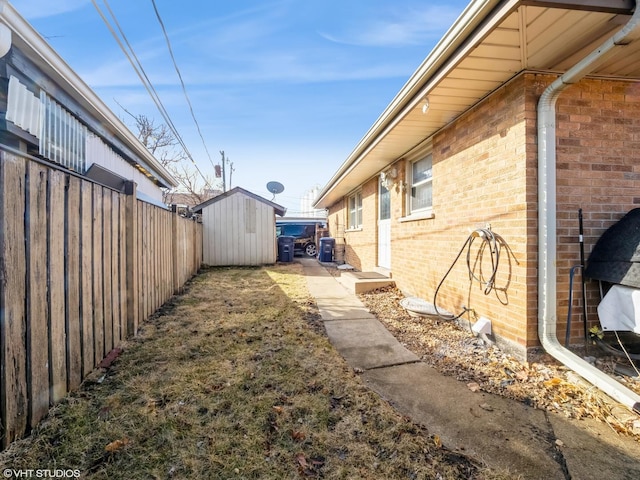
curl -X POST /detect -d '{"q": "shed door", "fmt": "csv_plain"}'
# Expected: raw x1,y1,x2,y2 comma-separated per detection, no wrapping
378,177,391,270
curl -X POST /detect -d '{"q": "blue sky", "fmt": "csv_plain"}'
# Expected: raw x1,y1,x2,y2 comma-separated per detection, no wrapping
11,0,469,214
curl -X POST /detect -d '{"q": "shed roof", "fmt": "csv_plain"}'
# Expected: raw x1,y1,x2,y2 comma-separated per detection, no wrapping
314,0,638,208
193,186,287,217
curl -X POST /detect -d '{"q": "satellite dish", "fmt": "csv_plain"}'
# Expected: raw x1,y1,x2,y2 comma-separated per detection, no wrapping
266,181,284,200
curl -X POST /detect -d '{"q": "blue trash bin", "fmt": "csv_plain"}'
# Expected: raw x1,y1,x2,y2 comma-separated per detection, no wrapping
277,236,295,262
319,237,335,262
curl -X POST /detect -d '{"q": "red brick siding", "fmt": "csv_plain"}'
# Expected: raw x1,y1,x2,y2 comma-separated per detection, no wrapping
332,179,379,270
554,77,640,345
326,182,378,271
390,75,535,356
325,72,640,359
326,201,347,264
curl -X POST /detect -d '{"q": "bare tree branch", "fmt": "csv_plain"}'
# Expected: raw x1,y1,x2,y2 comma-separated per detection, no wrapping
119,104,223,205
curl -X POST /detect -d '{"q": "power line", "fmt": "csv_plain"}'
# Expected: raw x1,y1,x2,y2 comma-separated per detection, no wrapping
149,0,218,177
90,0,212,190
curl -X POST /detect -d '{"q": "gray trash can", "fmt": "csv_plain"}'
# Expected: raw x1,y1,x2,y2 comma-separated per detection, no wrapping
277,236,295,262
319,237,335,262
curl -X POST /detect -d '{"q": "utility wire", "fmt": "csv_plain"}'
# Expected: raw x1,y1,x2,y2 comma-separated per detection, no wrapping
95,0,190,160
90,0,212,190
150,0,218,177
95,0,202,174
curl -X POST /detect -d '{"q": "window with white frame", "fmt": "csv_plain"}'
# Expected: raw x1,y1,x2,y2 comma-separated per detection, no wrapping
410,154,432,213
347,191,362,229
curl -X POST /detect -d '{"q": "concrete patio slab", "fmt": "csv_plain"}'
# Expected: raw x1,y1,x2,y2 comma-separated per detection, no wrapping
336,271,396,294
323,318,419,369
305,278,352,299
315,296,376,321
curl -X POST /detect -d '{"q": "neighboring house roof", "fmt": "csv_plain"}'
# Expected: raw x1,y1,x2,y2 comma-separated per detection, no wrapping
0,1,179,189
314,0,638,208
165,190,222,207
193,186,287,217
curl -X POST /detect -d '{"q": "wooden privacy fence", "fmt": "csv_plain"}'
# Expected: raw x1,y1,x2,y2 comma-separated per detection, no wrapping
0,149,203,449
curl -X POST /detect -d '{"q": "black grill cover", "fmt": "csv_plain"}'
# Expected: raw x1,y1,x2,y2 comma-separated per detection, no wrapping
584,208,640,288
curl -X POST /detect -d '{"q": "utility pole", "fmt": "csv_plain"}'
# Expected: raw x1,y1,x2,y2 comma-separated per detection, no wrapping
228,160,235,189
219,150,226,192
219,151,235,192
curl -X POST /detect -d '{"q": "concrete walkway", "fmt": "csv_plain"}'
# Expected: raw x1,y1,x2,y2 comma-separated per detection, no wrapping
301,257,640,480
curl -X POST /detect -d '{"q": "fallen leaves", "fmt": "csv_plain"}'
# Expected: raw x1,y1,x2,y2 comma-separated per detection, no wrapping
358,285,640,440
295,452,307,467
467,382,481,392
543,377,565,388
295,452,325,477
291,430,306,441
105,438,129,452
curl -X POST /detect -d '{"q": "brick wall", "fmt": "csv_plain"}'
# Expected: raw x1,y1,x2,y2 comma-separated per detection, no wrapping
390,74,535,357
325,72,640,360
554,76,640,345
327,179,379,271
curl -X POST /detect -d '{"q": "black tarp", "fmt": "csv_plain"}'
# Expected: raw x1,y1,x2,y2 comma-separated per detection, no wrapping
584,208,640,288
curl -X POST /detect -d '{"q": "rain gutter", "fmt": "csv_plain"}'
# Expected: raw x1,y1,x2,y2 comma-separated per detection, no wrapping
538,1,640,413
313,0,504,209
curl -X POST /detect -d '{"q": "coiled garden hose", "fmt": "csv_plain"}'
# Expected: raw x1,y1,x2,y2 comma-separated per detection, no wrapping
433,228,517,321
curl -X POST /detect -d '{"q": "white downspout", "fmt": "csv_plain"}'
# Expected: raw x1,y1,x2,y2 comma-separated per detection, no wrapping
538,3,640,413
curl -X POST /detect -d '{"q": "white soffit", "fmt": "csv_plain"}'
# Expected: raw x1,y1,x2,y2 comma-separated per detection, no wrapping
315,1,638,208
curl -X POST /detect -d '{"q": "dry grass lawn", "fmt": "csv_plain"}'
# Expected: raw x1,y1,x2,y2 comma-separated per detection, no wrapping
0,264,515,479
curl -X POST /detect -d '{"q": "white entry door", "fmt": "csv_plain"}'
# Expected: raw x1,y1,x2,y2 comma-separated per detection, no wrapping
378,177,391,269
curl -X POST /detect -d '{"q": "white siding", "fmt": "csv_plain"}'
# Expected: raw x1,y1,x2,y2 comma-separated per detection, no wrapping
6,76,41,136
86,133,163,203
6,76,165,203
202,191,276,266
39,92,87,173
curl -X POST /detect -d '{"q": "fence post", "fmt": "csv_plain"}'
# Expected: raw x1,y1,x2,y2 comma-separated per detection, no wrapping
124,181,139,336
171,204,180,294
195,220,202,274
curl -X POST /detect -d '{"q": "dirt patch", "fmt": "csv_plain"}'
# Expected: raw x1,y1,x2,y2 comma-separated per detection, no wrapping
0,264,515,479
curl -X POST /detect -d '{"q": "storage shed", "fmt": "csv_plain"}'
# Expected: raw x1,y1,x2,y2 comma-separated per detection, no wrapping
194,187,286,266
